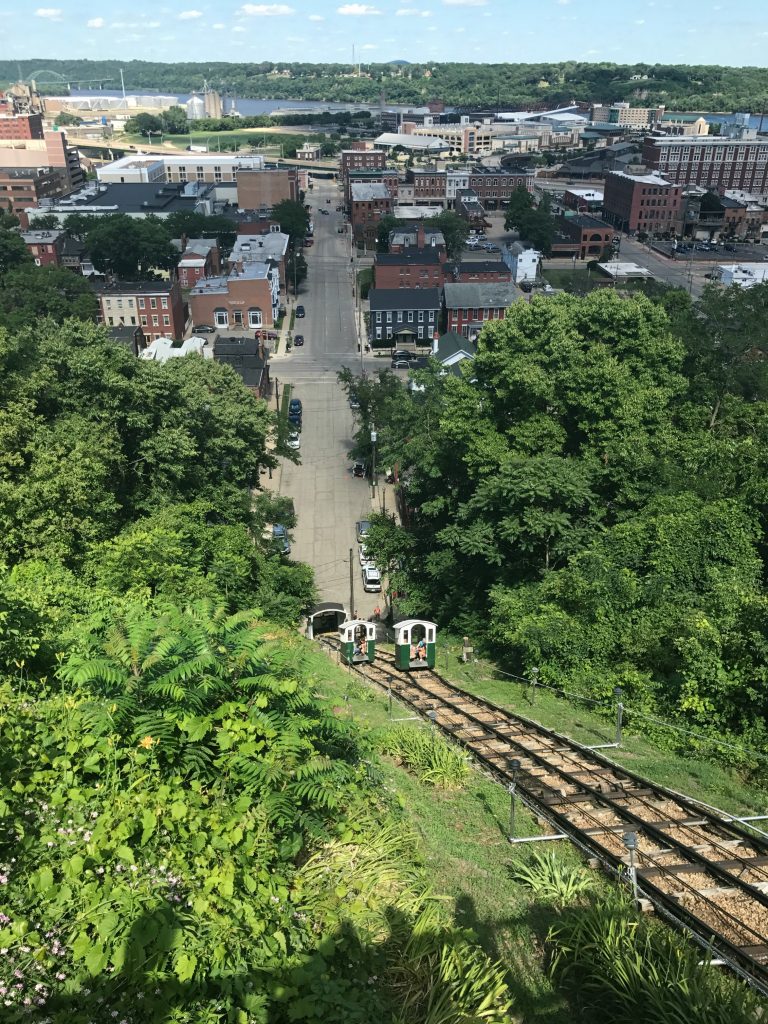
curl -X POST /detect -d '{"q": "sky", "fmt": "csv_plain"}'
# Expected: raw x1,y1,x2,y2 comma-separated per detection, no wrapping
6,0,768,66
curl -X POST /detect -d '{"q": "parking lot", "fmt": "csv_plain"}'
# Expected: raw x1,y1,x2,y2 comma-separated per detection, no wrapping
652,240,768,262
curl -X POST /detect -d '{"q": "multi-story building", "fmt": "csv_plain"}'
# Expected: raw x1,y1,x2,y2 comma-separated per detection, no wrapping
350,182,392,248
0,113,44,140
411,122,493,157
0,129,83,189
189,263,280,332
228,230,290,291
21,228,65,266
340,148,386,179
455,189,486,230
406,168,447,206
443,282,520,338
374,249,445,290
563,187,604,214
95,280,186,341
33,181,219,225
552,214,614,259
603,169,683,234
97,153,266,185
345,167,399,206
0,167,69,221
236,168,299,211
173,237,221,290
368,287,441,348
642,136,768,195
590,102,666,128
467,166,535,208
446,169,470,205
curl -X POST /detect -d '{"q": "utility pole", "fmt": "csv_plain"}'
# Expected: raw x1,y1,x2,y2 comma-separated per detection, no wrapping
349,547,355,619
274,377,280,411
370,424,377,496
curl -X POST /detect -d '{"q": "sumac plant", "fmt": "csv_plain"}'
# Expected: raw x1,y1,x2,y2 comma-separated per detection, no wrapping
0,600,511,1023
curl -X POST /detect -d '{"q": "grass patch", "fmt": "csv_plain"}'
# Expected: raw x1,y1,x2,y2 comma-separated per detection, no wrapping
305,643,590,1023
436,638,768,817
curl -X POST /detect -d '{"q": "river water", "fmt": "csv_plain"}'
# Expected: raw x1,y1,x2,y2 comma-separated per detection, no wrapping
70,89,410,115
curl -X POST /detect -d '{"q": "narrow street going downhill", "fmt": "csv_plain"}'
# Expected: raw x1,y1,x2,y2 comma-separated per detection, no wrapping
273,177,384,618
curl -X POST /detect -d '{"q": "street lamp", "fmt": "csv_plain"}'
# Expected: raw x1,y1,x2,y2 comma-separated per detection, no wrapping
614,686,624,746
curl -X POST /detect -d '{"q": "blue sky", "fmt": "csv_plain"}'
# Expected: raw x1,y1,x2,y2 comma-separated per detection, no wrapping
6,0,768,65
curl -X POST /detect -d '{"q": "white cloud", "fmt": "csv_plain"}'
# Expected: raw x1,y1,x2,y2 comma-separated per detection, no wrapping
361,42,377,48
178,9,203,18
395,6,431,13
240,3,294,12
634,17,645,23
86,16,105,27
337,3,381,13
308,12,324,18
233,24,247,30
212,21,226,27
442,0,486,6
147,19,161,26
556,0,570,5
35,7,62,19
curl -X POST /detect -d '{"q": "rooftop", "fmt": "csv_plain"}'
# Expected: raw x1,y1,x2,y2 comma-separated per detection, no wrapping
40,180,216,216
230,232,289,261
376,249,442,266
139,337,205,362
93,279,176,295
454,260,512,275
443,281,521,308
393,205,444,220
563,213,612,229
374,132,450,151
350,182,391,201
369,287,441,311
21,229,64,243
596,261,654,279
191,262,272,295
607,169,676,186
390,227,445,247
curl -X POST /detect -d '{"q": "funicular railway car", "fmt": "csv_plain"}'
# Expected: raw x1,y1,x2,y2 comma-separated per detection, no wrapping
339,619,376,665
306,602,348,640
394,619,437,670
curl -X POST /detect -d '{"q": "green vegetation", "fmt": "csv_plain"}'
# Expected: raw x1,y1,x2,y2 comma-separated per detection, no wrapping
377,724,470,789
505,186,556,255
425,210,469,260
342,285,768,771
0,313,515,1021
8,59,768,111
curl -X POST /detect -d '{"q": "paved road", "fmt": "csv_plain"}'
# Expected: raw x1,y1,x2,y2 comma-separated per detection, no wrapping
273,178,383,618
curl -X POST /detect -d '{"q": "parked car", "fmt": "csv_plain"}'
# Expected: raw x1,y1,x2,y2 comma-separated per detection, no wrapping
286,431,301,451
193,324,215,333
294,334,304,346
359,545,374,566
391,359,411,370
289,398,302,416
327,198,332,203
392,349,417,362
337,226,345,233
319,208,329,215
352,460,367,478
362,565,382,593
356,519,370,543
349,395,361,410
272,524,291,555
296,305,306,317
303,238,314,247
723,244,737,252
335,205,342,211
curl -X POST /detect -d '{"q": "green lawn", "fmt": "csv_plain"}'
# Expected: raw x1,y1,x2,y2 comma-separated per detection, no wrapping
118,130,315,155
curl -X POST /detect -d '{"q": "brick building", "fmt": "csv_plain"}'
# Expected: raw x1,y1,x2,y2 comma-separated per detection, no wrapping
229,231,290,292
345,167,399,206
552,214,614,259
603,169,683,234
173,237,221,289
449,260,512,283
374,249,445,289
467,166,535,207
0,113,44,140
190,263,279,332
642,135,768,195
97,153,265,184
95,280,186,341
21,228,65,266
0,129,83,189
0,167,69,221
406,168,447,205
236,168,298,211
340,148,386,178
443,281,520,337
368,287,441,349
350,182,392,248
455,189,487,230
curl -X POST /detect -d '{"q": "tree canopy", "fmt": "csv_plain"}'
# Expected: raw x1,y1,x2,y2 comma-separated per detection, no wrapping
348,285,768,759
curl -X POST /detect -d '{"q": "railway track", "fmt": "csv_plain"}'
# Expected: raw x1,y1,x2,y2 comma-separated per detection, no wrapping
320,637,768,994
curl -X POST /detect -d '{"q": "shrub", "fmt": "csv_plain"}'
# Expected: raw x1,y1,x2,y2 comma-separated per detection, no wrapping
512,850,594,908
378,725,470,789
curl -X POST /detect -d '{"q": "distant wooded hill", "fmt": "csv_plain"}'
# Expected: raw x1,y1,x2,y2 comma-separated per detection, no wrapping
2,59,767,112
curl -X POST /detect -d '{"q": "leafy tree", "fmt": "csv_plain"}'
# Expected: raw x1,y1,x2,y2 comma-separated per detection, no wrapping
124,111,164,136
518,195,555,256
0,209,19,230
54,110,82,126
425,210,469,260
86,214,179,279
160,104,188,134
0,228,31,276
376,213,399,253
26,212,60,230
62,212,101,239
272,199,310,245
504,185,534,232
0,265,98,329
164,210,237,253
286,249,308,294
